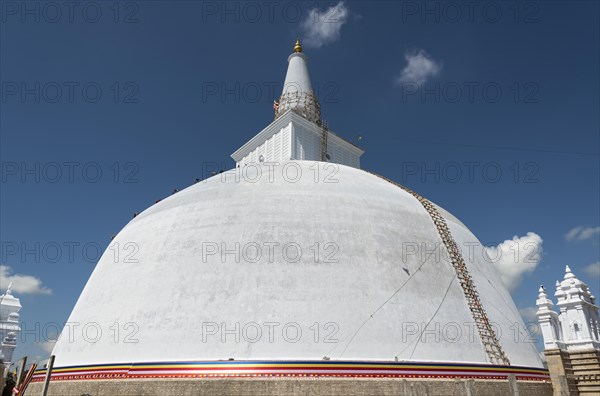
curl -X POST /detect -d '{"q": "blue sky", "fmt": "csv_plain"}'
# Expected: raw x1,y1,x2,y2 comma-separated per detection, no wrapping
1,1,599,364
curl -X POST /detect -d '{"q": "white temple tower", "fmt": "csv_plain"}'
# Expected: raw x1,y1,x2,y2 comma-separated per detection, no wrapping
537,266,600,395
0,283,22,372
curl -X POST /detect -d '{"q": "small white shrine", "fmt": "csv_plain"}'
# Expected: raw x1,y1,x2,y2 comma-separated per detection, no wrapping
0,283,22,372
537,266,600,352
537,265,600,395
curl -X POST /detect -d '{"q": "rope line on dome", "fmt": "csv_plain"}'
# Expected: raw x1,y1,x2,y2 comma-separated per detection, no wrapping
366,171,511,366
395,273,458,360
332,245,437,358
479,285,533,343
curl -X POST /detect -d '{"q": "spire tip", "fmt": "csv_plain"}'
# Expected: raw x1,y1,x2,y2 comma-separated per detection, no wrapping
294,38,302,53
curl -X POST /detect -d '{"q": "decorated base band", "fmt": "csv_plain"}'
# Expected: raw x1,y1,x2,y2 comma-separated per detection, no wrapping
31,360,550,382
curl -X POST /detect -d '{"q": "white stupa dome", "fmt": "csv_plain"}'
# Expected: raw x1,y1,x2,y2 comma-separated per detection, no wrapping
52,162,541,369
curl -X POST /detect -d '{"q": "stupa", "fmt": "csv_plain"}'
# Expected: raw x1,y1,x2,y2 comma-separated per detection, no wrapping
30,40,552,396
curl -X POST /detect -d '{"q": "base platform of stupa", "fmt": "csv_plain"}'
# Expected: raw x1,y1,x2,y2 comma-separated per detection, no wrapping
27,377,553,396
28,360,552,395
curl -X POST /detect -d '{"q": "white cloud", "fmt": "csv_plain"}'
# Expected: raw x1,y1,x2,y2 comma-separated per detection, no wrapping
519,306,538,323
301,2,349,49
485,232,543,293
396,49,442,86
584,261,600,278
565,227,581,240
40,339,57,354
0,264,52,295
565,226,600,241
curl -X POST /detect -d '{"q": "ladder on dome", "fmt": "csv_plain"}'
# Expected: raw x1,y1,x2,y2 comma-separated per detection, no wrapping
320,121,329,162
368,172,511,366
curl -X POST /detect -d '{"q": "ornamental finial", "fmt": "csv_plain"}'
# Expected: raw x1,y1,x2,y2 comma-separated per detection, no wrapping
294,38,302,53
565,265,575,279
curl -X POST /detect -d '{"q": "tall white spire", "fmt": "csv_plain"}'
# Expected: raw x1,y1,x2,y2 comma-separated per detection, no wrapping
282,39,313,96
231,40,363,169
275,39,321,125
